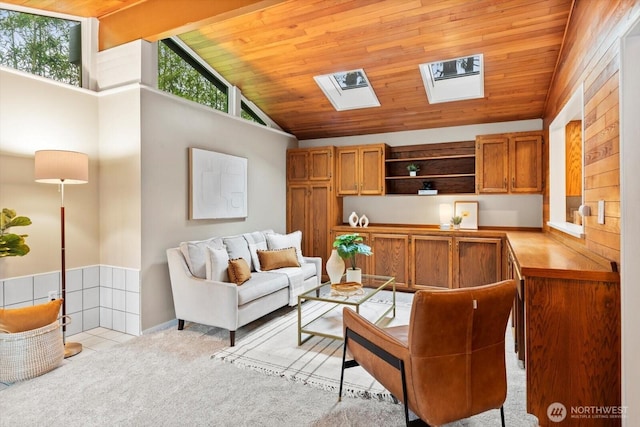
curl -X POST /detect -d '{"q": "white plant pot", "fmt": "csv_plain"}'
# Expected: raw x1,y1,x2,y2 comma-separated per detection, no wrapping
326,250,345,284
409,171,417,176
346,268,362,284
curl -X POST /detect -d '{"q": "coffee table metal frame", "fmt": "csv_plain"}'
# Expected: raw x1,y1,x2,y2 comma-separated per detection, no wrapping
297,274,396,345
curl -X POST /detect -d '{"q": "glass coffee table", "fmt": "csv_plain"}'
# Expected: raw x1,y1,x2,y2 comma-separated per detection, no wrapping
297,274,395,345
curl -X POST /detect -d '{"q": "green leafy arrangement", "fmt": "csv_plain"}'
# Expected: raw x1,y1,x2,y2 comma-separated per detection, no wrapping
0,208,32,257
332,233,372,270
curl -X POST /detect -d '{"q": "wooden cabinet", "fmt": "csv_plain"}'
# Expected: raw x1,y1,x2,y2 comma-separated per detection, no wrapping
370,233,409,287
287,147,342,275
476,131,543,194
287,146,333,182
412,235,453,288
454,237,502,288
506,241,525,363
385,141,476,195
336,144,386,195
332,225,504,291
507,231,620,427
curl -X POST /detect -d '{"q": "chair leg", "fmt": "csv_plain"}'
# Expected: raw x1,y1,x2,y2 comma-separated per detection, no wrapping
229,330,236,346
177,319,184,330
338,334,348,402
500,405,505,427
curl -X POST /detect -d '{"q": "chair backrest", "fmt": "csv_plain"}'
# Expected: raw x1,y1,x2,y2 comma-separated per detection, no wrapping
407,279,516,425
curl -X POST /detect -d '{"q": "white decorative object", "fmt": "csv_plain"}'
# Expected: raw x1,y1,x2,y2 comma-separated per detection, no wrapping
346,268,362,284
409,171,417,177
358,214,369,227
348,211,359,227
326,250,345,284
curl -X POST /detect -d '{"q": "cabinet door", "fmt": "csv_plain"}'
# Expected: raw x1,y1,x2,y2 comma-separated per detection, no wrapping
286,184,310,252
360,145,385,195
370,233,409,287
412,235,453,288
309,148,333,181
510,135,543,193
287,150,309,182
476,136,509,193
455,237,502,288
336,148,359,195
307,183,332,266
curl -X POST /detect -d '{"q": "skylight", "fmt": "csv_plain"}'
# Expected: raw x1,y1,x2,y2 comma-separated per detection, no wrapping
419,54,484,104
314,68,380,111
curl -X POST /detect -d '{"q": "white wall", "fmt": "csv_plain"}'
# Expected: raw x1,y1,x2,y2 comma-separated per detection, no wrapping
138,88,297,330
301,119,544,228
0,67,100,279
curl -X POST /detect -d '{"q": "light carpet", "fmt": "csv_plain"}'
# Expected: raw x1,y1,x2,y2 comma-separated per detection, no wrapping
0,293,539,427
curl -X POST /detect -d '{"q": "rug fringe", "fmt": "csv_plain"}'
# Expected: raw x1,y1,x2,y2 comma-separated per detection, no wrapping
211,354,398,403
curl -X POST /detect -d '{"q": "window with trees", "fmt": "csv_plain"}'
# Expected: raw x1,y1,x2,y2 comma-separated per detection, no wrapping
0,8,81,86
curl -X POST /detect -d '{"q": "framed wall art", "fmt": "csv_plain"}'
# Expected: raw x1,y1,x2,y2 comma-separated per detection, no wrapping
189,148,247,219
454,201,478,229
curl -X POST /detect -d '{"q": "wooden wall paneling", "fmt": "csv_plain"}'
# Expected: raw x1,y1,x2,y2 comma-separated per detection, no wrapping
565,120,583,197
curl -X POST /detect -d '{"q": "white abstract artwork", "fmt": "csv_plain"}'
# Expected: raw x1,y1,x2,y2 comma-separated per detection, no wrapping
189,148,247,219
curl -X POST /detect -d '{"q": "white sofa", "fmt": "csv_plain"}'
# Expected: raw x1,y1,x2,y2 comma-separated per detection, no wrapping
166,230,321,346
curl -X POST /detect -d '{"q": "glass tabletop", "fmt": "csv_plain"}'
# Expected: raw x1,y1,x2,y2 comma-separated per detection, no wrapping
299,274,395,306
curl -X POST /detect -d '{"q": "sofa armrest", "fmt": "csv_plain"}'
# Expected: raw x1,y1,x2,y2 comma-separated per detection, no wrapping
166,248,240,330
303,256,322,285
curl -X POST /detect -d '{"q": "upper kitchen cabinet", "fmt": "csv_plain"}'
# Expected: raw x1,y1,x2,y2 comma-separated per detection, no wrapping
287,146,334,182
336,144,387,195
476,131,543,194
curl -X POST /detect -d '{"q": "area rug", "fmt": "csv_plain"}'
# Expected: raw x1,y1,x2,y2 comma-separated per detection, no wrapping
212,297,412,402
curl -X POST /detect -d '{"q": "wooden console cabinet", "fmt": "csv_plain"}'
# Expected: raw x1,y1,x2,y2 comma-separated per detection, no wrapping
331,225,503,291
507,231,620,427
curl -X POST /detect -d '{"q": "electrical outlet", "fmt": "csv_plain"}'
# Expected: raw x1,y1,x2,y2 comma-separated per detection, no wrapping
598,200,605,224
48,290,58,300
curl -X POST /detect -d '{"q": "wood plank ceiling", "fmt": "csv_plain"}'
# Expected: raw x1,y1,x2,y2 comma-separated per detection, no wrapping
2,0,574,140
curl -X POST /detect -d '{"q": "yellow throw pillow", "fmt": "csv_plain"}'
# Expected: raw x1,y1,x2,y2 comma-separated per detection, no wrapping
0,299,63,333
228,258,252,285
257,247,300,271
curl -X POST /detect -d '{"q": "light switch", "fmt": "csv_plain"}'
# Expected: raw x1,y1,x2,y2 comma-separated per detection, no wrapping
598,200,605,224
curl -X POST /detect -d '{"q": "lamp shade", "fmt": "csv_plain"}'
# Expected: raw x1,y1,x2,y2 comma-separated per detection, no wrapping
34,150,88,184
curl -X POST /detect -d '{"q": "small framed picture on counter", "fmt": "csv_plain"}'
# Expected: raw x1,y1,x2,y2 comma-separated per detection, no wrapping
454,201,478,229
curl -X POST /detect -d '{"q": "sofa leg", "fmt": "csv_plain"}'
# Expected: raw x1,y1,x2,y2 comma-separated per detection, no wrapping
230,331,236,346
178,319,184,330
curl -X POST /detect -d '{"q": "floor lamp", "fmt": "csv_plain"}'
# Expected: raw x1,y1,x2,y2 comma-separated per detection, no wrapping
35,150,88,358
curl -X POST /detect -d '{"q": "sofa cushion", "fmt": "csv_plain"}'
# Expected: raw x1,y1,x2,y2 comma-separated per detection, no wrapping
205,247,230,282
266,231,305,265
248,241,268,272
228,258,252,285
179,237,223,279
257,248,300,271
223,236,253,270
237,272,289,306
0,299,63,333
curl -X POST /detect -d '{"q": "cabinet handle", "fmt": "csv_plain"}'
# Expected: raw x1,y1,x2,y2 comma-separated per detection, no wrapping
512,176,515,187
503,178,507,188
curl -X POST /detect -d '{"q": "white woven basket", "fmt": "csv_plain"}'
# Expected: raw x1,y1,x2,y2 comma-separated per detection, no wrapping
0,317,67,383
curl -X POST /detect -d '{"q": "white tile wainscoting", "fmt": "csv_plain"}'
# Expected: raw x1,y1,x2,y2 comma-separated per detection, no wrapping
0,265,141,337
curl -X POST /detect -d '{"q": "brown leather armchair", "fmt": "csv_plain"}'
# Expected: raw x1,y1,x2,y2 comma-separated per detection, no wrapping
339,279,516,427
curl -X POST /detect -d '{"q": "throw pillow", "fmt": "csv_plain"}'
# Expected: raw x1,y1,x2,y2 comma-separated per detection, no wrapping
248,241,268,272
223,235,253,270
257,247,300,271
0,299,63,333
205,246,230,282
179,237,223,279
227,258,252,285
266,230,305,265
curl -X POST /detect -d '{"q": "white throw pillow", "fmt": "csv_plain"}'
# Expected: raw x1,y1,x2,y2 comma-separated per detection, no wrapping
266,231,305,265
205,246,230,282
248,241,268,272
179,237,223,279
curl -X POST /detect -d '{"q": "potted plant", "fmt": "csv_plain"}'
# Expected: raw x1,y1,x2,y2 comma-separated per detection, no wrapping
332,233,372,284
0,208,32,257
451,215,463,230
407,163,420,176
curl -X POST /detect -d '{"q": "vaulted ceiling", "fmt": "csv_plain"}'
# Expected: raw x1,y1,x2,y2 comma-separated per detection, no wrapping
2,0,574,140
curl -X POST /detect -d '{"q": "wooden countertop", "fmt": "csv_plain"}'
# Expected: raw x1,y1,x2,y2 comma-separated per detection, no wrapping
506,231,619,282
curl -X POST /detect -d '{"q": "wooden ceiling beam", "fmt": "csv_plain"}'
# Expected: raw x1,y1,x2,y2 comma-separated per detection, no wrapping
98,0,285,51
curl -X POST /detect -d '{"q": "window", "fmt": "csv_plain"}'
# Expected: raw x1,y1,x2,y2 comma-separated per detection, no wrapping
158,38,228,112
313,68,380,111
419,54,484,104
0,8,81,86
241,101,266,125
